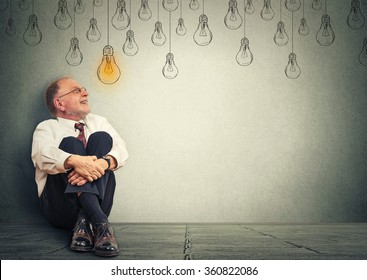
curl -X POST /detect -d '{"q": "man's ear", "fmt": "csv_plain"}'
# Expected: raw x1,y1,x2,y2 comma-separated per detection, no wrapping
54,98,65,112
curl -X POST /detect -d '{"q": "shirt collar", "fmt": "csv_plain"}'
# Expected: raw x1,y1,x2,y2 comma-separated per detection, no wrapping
57,117,88,131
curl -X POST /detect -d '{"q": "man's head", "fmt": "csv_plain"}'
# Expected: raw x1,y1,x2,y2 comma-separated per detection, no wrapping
45,77,90,121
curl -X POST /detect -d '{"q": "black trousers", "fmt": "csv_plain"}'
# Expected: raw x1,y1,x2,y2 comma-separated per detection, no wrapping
40,132,116,229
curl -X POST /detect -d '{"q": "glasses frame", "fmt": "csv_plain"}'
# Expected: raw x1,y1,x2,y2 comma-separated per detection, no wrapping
57,87,86,99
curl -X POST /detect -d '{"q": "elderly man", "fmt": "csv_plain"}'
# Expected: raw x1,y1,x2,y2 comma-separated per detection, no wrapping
31,77,129,257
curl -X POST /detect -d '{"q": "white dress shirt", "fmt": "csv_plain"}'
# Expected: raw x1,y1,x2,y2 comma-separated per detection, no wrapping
31,113,129,196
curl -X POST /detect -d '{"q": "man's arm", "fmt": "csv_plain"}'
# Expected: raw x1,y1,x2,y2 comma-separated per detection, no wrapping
65,155,107,186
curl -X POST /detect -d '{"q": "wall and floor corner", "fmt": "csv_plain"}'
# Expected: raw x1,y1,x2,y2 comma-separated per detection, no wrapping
0,0,366,224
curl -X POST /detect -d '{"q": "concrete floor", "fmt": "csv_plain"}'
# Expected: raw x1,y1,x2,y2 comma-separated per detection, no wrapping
0,223,366,260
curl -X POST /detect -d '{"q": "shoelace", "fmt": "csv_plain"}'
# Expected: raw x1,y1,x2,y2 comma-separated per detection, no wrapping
95,223,112,239
73,219,89,234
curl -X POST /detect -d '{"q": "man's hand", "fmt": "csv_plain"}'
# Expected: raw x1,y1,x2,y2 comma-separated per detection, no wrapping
68,170,89,186
65,155,106,185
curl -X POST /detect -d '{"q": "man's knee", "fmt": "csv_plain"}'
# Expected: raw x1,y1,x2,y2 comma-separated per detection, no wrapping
88,131,112,144
59,136,86,154
86,132,113,157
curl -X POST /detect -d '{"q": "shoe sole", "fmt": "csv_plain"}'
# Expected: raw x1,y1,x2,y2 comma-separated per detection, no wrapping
70,245,93,252
93,248,119,257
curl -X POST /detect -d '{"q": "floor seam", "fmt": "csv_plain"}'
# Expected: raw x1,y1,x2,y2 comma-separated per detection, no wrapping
242,226,324,255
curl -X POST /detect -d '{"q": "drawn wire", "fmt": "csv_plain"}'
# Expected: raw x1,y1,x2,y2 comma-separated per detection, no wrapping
107,0,109,44
202,0,204,14
280,0,282,21
325,0,327,14
73,0,76,37
169,11,171,52
291,11,294,53
129,0,132,30
32,0,34,14
158,0,160,20
93,0,95,18
180,0,182,18
302,0,305,18
243,0,246,37
9,0,12,17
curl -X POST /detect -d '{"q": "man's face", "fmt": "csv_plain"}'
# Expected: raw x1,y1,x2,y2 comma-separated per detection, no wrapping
55,78,91,120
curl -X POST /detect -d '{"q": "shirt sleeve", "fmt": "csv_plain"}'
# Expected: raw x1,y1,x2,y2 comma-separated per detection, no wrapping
31,121,71,174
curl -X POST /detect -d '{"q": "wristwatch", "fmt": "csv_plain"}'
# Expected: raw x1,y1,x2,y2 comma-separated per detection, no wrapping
102,155,111,170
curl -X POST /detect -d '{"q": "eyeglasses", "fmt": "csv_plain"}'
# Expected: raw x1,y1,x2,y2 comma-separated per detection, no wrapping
57,87,87,99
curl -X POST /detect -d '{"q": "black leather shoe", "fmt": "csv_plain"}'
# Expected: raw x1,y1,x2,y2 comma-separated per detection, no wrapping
93,223,119,257
70,219,94,252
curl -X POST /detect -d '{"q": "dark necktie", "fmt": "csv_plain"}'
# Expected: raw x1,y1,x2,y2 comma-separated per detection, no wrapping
74,122,87,147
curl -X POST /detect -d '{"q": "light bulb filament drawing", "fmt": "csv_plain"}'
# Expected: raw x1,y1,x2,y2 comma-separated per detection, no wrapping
54,0,72,30
347,0,365,30
24,14,42,46
224,0,243,30
316,14,335,46
194,14,213,46
97,45,121,84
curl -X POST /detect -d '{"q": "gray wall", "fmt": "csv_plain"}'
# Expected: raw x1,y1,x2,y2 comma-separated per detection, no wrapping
1,0,367,223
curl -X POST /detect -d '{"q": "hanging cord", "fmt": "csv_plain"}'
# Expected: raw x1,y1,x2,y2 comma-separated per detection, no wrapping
180,0,182,18
9,0,12,18
107,0,109,44
243,0,246,37
93,0,95,18
325,0,327,14
73,0,76,37
32,0,34,14
291,11,294,53
202,0,204,14
302,0,305,18
129,0,132,30
280,0,282,21
169,11,172,52
157,0,160,21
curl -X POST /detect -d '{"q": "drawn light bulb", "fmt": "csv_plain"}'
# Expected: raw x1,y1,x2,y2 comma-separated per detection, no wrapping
112,0,130,30
245,0,255,14
19,0,29,10
6,18,16,36
316,14,335,46
176,18,187,36
236,37,253,66
75,0,85,14
224,0,243,30
285,0,301,12
151,21,166,46
298,18,309,36
261,0,274,21
97,45,121,84
274,21,289,46
193,14,213,46
163,0,179,12
86,18,101,42
311,0,322,10
23,14,42,46
123,29,139,56
54,0,72,30
65,37,83,66
285,52,301,79
358,38,367,66
189,0,199,10
347,0,365,30
94,0,103,7
162,52,178,79
0,0,8,11
138,0,152,21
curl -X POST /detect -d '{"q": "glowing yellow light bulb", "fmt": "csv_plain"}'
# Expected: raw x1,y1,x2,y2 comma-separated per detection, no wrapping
97,45,121,84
